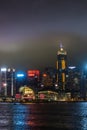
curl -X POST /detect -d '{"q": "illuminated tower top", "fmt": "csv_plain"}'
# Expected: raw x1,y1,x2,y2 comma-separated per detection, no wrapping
57,42,67,55
56,42,67,90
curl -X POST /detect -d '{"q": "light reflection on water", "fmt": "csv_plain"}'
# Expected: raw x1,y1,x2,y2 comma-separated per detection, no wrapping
0,102,87,129
12,103,30,130
75,102,87,130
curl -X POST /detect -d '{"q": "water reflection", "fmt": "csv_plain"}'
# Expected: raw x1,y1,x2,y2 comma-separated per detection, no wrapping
0,103,12,130
0,102,87,129
12,103,30,130
76,102,87,130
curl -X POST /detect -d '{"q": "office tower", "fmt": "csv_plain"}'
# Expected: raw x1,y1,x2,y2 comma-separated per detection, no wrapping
56,44,67,91
6,68,16,97
40,67,56,90
67,66,81,98
0,68,7,96
27,70,40,86
0,67,16,97
16,72,26,94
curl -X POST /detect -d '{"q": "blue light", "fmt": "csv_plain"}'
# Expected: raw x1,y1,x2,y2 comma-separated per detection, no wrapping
17,74,24,77
85,64,87,70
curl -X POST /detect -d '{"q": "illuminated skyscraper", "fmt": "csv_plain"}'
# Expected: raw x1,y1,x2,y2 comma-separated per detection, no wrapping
0,67,16,97
56,43,67,91
0,68,7,96
7,68,16,97
27,70,40,86
16,72,26,94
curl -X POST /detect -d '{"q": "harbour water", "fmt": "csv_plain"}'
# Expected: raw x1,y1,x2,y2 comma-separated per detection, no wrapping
0,102,87,130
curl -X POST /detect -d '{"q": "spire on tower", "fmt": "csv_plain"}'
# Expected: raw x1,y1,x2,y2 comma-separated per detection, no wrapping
57,40,67,55
59,40,63,51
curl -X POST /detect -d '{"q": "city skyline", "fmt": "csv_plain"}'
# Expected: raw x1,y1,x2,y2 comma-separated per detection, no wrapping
0,0,87,70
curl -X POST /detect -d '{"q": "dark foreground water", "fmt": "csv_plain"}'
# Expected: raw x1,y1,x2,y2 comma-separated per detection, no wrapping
0,102,87,130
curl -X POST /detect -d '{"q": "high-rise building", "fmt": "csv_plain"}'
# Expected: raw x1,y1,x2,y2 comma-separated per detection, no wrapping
6,68,16,97
56,44,67,91
16,72,26,94
0,67,16,97
0,68,7,96
67,66,81,98
27,70,40,87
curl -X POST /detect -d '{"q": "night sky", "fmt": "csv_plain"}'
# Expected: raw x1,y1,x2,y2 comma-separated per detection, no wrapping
0,0,87,71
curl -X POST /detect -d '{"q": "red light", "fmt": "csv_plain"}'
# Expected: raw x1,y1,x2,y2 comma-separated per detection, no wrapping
27,70,40,77
15,94,21,99
28,74,35,77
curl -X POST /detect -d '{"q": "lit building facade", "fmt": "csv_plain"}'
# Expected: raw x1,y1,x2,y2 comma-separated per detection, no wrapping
57,44,67,91
67,66,81,98
0,68,16,97
41,72,53,88
16,72,27,94
27,70,40,80
6,68,16,97
40,67,56,91
0,68,7,96
27,70,40,88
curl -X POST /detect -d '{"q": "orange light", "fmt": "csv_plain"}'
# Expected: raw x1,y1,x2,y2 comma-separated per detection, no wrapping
62,73,65,82
62,60,65,69
43,73,47,77
28,74,35,77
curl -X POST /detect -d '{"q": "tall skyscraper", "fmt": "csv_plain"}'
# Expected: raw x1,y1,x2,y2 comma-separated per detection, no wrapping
56,43,67,91
67,66,81,97
0,67,16,97
16,72,26,94
27,70,40,86
6,68,16,97
0,68,7,96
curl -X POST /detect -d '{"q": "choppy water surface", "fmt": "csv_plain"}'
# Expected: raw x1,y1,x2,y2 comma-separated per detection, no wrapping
0,102,87,130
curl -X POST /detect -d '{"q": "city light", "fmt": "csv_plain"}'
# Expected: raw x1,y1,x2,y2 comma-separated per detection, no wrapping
8,68,11,72
43,73,47,77
3,83,7,87
7,68,15,72
17,74,25,77
1,68,7,72
68,66,76,69
84,64,87,70
27,70,40,77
